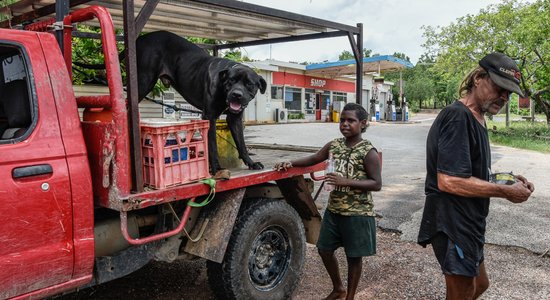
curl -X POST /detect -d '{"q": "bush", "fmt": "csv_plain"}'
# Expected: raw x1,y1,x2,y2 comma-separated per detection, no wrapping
288,113,305,119
487,119,550,153
508,97,530,116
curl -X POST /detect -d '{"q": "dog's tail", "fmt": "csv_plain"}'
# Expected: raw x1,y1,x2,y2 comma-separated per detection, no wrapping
73,50,126,70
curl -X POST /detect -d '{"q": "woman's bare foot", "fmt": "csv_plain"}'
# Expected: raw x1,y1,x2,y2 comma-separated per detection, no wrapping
323,289,347,300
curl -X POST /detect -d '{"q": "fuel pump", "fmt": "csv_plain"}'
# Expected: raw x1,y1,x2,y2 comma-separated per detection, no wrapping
369,97,377,122
386,94,396,121
371,79,385,122
374,101,380,122
402,96,409,121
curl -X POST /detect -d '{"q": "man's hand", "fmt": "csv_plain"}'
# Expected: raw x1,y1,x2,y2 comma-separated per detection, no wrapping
515,174,535,192
504,180,533,203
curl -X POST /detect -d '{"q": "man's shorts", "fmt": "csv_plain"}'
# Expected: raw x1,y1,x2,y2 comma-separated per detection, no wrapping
316,209,376,257
431,232,484,277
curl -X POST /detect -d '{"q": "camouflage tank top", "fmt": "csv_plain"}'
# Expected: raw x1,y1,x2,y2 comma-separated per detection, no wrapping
327,137,376,216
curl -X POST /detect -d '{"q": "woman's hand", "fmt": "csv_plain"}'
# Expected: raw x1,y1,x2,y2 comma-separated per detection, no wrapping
273,161,293,171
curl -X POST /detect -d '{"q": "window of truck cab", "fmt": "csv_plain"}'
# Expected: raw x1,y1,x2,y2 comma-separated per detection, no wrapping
0,42,35,143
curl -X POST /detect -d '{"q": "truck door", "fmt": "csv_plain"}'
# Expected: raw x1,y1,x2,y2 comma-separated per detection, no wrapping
0,33,74,299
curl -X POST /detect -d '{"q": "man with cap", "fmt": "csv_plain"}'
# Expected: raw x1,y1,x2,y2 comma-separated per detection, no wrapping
417,52,535,300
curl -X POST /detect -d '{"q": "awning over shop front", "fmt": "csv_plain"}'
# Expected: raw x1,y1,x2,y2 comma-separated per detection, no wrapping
306,55,414,78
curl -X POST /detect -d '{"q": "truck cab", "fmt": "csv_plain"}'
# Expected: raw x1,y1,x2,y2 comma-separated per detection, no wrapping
0,30,94,299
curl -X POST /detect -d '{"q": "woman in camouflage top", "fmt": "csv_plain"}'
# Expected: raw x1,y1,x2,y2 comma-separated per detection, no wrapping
274,103,382,300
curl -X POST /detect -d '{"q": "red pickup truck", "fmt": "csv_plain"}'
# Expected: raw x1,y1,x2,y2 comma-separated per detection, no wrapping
0,6,323,299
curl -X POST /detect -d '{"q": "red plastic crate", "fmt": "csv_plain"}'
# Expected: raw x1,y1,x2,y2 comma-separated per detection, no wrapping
141,120,210,189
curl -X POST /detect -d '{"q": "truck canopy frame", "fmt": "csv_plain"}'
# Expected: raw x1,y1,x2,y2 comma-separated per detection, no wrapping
0,0,364,192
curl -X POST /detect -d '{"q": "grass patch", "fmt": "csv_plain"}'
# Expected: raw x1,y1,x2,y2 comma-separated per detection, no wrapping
493,113,546,120
487,120,550,153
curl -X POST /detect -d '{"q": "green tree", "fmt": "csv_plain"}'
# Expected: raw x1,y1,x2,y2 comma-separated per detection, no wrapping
338,48,372,61
71,29,250,96
71,26,123,85
407,73,436,110
384,56,440,111
221,49,251,62
0,0,18,21
422,0,550,124
392,52,410,62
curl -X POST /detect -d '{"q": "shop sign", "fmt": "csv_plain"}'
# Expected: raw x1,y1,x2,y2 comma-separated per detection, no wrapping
310,78,327,87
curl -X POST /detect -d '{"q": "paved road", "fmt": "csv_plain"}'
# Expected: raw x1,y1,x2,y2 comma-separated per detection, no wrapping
245,113,550,254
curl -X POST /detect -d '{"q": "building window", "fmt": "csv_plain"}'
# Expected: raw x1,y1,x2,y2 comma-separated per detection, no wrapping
304,88,315,114
332,91,347,111
271,86,283,100
284,87,302,111
333,92,347,103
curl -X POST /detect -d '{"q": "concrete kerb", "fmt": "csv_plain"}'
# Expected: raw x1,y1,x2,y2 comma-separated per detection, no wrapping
376,120,421,124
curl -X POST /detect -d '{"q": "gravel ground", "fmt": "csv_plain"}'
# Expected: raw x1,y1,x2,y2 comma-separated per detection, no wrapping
58,228,550,300
55,145,550,299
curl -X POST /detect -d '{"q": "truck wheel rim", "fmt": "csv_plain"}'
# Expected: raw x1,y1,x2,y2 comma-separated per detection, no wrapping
248,226,290,290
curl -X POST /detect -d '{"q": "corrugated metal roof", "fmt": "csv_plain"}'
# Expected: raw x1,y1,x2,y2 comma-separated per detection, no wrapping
0,0,358,43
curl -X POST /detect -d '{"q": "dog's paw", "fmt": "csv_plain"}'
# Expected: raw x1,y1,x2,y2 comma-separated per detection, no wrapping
249,162,264,170
213,169,231,180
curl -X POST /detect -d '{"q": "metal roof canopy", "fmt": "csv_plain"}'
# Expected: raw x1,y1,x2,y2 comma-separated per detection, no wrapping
0,0,365,102
0,0,364,192
0,1,361,50
306,55,414,78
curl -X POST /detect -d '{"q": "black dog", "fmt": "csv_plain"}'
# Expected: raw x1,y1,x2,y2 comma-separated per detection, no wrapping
73,31,267,174
135,31,266,174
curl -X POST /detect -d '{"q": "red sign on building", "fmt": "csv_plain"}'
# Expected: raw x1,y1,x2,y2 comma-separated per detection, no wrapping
272,72,355,93
518,97,530,109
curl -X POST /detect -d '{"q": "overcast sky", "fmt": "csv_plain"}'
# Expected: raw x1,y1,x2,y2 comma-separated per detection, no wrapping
240,0,505,65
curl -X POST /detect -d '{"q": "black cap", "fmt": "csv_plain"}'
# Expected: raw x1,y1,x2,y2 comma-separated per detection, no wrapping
479,52,524,97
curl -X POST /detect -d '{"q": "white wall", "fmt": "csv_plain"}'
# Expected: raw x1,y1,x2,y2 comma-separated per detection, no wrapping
73,85,200,120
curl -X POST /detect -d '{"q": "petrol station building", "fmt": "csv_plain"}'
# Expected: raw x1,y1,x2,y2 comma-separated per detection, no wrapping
241,55,414,123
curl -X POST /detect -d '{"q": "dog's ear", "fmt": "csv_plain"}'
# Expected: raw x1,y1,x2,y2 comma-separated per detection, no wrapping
258,76,267,94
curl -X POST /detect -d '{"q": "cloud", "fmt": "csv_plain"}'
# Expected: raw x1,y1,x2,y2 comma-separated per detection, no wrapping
241,0,504,64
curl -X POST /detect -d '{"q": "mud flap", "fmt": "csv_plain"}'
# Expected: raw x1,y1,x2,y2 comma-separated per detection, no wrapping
276,175,322,244
184,188,245,263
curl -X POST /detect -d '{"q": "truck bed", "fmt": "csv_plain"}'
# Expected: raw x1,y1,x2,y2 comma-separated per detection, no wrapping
116,148,324,211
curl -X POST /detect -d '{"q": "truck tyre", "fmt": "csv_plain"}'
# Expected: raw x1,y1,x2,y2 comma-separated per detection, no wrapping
206,199,306,300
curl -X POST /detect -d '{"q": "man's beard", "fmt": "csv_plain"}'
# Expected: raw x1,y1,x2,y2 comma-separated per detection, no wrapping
481,98,506,115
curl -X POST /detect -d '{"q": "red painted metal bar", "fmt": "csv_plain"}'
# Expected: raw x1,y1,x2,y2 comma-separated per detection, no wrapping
310,161,328,181
23,18,55,31
308,151,382,181
122,163,325,211
75,95,112,109
69,6,131,197
63,16,73,79
21,16,73,76
120,198,196,245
